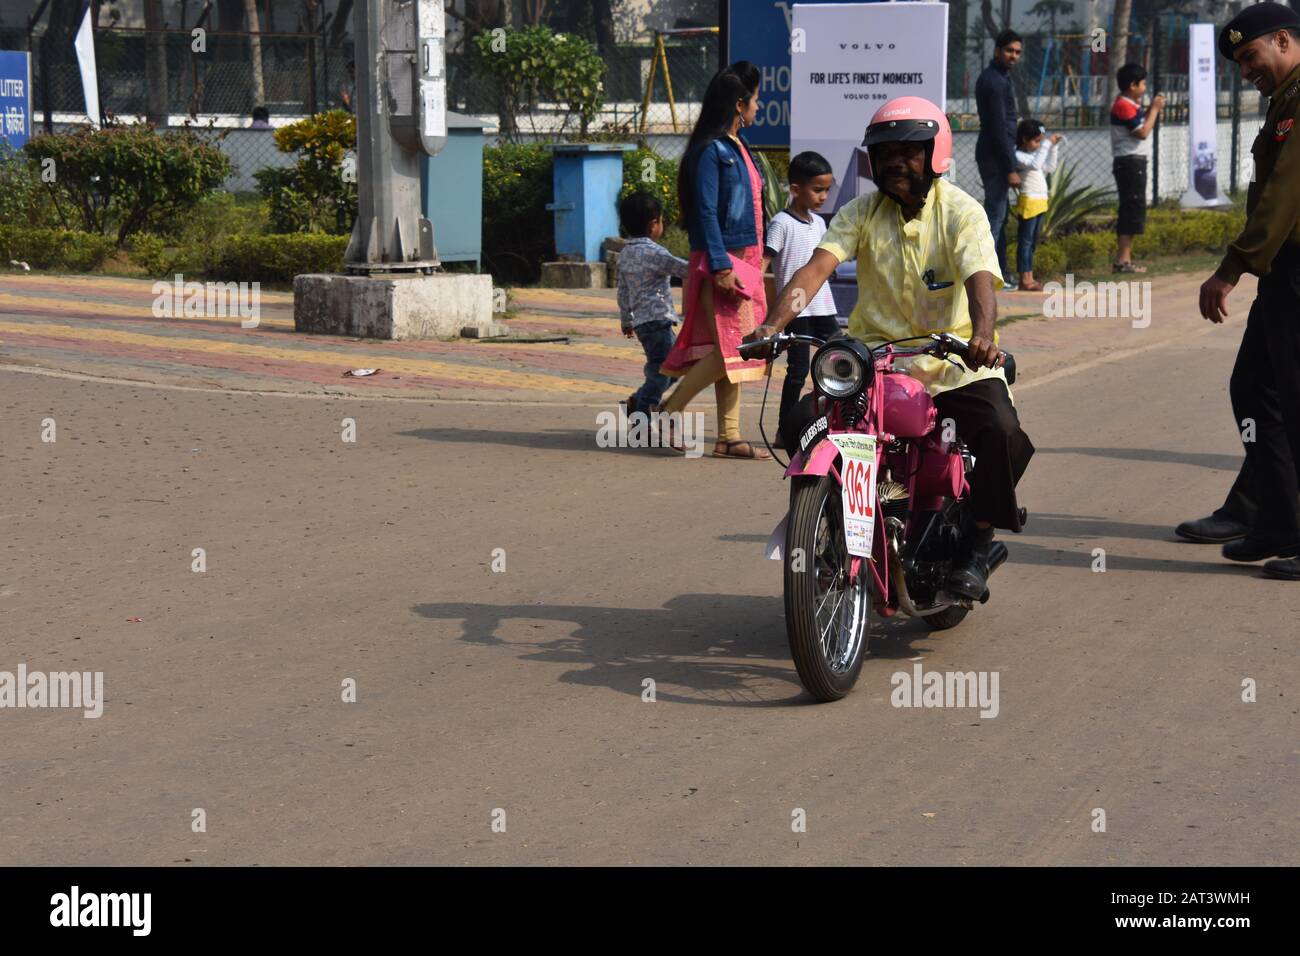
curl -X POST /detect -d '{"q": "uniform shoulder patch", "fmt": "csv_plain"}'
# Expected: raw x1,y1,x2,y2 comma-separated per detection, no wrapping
1276,118,1295,141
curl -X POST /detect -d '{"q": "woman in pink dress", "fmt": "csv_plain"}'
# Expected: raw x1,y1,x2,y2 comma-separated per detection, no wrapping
660,63,772,460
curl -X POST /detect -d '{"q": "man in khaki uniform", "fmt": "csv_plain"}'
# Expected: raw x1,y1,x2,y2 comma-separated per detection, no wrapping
1185,2,1300,580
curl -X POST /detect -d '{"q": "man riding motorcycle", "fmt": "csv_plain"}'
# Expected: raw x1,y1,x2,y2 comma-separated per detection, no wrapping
750,96,1034,600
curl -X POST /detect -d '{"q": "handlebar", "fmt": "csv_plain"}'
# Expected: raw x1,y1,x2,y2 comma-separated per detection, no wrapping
737,331,1016,385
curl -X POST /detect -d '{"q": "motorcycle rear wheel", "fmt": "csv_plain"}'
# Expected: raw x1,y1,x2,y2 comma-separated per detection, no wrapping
784,475,873,702
922,606,969,630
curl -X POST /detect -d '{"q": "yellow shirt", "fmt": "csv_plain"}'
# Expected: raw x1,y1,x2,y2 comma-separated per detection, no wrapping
817,178,1007,396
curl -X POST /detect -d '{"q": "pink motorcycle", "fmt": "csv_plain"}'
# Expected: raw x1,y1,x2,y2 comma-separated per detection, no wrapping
737,331,1023,702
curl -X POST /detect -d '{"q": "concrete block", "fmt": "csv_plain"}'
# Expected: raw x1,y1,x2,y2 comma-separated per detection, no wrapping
540,260,606,289
294,272,495,340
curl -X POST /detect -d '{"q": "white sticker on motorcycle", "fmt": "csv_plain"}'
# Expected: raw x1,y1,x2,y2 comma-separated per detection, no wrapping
829,434,877,559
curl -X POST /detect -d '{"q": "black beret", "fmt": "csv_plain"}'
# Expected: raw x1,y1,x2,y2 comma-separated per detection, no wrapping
1219,1,1300,59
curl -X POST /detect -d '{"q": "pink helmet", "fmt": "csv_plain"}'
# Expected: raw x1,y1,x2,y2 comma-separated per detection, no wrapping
861,96,953,178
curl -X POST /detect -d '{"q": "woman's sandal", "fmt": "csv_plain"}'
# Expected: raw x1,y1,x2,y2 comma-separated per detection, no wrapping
657,413,687,455
1112,261,1147,274
712,439,772,460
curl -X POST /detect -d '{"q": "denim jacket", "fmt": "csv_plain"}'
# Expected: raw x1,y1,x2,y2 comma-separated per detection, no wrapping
685,135,764,273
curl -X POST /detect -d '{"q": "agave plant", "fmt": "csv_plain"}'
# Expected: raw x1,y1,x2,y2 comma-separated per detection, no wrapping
1038,161,1116,243
751,149,787,223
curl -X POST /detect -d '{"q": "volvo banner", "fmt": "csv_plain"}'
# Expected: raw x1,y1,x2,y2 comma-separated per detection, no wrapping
790,2,949,215
724,0,887,148
1182,22,1227,207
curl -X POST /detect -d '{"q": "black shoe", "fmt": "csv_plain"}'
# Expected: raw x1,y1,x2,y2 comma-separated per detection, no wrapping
1222,534,1300,562
948,527,994,600
1175,514,1250,543
624,394,640,416
1263,557,1300,580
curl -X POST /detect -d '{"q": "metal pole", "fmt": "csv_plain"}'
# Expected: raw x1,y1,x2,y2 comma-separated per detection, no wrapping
1230,64,1241,196
1150,14,1160,207
306,3,318,114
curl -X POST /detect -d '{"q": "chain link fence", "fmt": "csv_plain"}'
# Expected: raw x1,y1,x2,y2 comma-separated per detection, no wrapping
949,22,1263,203
449,32,718,158
5,12,1264,201
6,20,351,193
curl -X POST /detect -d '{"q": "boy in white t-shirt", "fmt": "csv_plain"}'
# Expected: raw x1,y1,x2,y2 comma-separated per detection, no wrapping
762,151,838,446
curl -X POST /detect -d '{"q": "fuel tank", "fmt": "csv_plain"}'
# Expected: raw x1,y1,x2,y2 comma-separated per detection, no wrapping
881,371,937,438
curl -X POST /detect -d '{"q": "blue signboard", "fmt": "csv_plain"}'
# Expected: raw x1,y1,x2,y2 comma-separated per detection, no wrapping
0,50,32,151
725,0,887,147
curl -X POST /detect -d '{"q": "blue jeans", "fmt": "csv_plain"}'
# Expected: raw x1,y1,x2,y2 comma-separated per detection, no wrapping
1016,213,1042,275
979,166,1011,277
634,320,676,408
779,313,841,439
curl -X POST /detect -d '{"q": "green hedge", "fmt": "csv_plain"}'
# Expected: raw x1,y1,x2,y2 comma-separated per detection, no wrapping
1022,208,1246,279
208,234,348,283
619,144,679,231
0,227,116,271
482,143,556,284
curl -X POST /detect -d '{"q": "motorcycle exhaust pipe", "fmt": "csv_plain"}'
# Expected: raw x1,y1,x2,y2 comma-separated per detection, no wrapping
886,534,953,618
977,541,1010,604
888,536,1011,615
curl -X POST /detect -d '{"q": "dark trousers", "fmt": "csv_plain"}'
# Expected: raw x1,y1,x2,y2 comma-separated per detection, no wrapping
779,313,841,434
1217,248,1300,538
1113,156,1149,236
633,320,676,408
979,164,1011,277
933,378,1035,532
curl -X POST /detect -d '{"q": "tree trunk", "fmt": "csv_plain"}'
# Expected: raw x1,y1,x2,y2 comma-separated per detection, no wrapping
592,0,615,57
243,0,265,110
1112,0,1131,100
216,0,243,62
328,0,353,46
468,0,516,138
143,0,169,125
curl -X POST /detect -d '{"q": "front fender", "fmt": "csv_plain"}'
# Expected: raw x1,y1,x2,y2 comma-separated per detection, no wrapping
784,438,841,479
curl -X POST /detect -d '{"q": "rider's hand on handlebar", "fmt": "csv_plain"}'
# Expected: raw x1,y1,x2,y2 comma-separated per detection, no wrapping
963,334,1001,370
741,324,779,360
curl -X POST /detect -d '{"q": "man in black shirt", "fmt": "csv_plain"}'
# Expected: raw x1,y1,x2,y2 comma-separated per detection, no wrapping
976,29,1023,289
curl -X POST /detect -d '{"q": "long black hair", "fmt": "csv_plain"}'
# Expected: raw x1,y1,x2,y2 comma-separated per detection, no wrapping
728,59,761,94
677,66,758,226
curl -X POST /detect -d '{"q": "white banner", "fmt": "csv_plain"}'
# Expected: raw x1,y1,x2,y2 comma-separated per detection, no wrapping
73,0,99,127
791,2,948,216
1182,22,1227,207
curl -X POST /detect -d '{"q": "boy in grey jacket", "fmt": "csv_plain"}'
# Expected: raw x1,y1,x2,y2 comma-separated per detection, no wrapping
617,192,687,413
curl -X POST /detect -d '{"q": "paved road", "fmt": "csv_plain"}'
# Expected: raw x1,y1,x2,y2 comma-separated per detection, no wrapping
1,271,1295,865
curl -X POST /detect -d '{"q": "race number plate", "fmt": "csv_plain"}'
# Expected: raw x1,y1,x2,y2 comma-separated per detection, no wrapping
829,434,877,559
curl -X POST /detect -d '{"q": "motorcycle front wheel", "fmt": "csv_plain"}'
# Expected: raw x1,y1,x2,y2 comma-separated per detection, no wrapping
784,474,873,702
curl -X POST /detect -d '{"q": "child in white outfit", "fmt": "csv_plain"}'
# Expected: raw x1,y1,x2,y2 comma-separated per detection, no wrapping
1012,118,1062,292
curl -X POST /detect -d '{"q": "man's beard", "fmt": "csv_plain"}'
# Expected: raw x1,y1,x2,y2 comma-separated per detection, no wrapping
874,170,931,206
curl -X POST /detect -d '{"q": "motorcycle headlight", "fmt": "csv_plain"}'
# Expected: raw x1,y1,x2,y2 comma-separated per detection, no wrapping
812,339,874,399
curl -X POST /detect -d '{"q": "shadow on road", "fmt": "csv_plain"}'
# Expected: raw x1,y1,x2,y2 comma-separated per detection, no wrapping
1019,512,1186,543
1035,446,1241,472
399,426,679,456
412,593,938,707
1004,538,1263,575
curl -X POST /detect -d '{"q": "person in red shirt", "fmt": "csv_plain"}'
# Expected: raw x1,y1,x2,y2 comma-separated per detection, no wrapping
1109,64,1166,272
